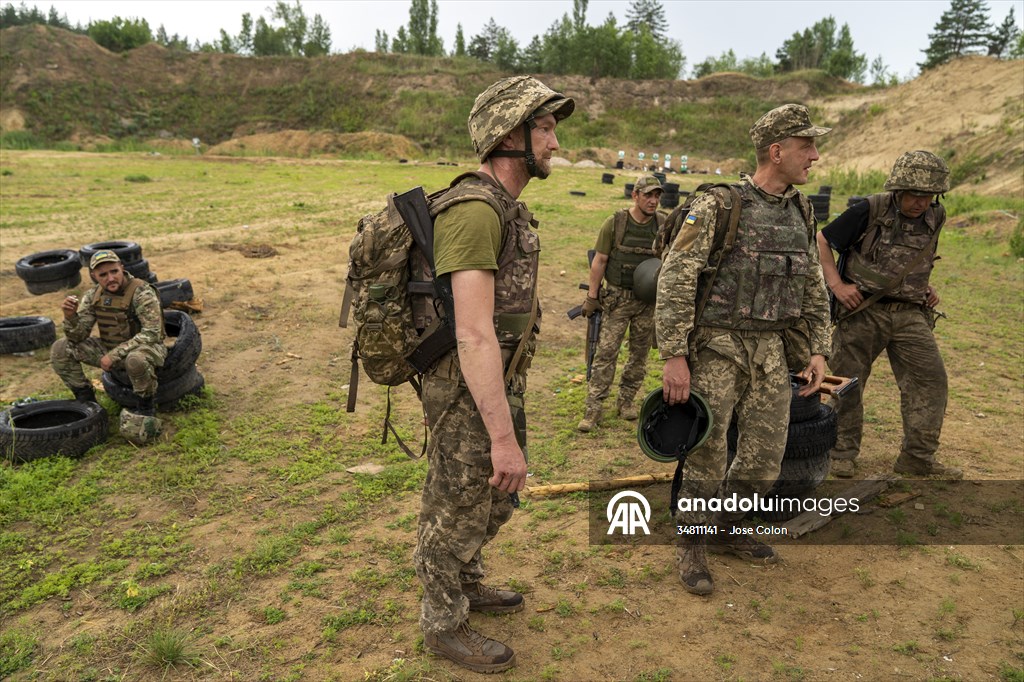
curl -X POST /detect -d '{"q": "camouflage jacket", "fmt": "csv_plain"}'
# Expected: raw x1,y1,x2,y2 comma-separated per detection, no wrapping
655,174,830,358
63,274,165,361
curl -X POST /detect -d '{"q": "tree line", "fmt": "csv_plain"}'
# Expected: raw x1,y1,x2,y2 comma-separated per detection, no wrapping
1,0,1021,82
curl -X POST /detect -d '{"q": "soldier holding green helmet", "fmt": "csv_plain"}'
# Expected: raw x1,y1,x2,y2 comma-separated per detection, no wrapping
818,150,961,480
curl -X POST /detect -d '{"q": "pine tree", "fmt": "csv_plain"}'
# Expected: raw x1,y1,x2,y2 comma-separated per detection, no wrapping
453,23,465,57
988,7,1021,57
919,0,993,70
625,0,668,42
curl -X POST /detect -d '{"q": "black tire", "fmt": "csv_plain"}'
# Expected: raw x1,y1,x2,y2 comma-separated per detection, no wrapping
0,400,108,463
79,240,143,267
768,452,830,497
123,258,150,279
102,366,205,410
0,316,57,354
789,380,821,424
24,270,82,295
601,173,614,184
624,183,635,198
155,279,194,307
660,192,679,209
15,249,82,283
784,403,838,460
110,309,202,384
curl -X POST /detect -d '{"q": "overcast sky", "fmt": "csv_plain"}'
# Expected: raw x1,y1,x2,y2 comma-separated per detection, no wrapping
38,0,1024,80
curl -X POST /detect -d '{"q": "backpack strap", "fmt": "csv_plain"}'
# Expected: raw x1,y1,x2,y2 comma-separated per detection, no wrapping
503,286,539,385
612,209,629,252
692,184,742,328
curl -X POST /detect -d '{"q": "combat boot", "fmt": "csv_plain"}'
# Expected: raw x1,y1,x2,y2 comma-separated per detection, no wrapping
463,582,524,614
577,406,602,433
894,457,963,480
424,621,516,674
676,536,713,596
71,385,97,404
830,458,856,478
617,400,639,421
134,396,156,417
709,527,779,563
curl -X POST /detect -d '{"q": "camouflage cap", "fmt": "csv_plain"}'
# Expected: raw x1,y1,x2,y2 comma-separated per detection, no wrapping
634,174,663,194
884,150,950,194
468,75,575,161
749,104,831,149
89,250,121,270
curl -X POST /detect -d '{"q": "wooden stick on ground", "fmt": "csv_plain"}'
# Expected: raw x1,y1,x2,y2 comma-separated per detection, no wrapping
524,472,674,498
781,474,897,538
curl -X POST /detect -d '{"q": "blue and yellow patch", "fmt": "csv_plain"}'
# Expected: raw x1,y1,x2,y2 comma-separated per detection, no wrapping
684,214,697,225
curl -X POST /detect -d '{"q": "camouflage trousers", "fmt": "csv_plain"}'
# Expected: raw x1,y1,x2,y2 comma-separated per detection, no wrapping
829,303,947,466
585,287,654,411
51,337,165,398
674,328,790,527
413,364,516,635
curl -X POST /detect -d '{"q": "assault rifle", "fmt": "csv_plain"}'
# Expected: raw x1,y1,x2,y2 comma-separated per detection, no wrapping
567,282,601,381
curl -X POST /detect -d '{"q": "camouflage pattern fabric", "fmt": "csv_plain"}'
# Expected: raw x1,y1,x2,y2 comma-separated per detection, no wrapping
829,303,948,467
119,410,163,445
749,104,831,149
843,193,945,302
467,76,574,161
584,287,654,411
883,150,950,194
673,330,791,526
414,366,517,635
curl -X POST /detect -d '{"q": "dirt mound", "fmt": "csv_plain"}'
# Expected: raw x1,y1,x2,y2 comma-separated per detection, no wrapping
814,56,1024,195
206,130,424,159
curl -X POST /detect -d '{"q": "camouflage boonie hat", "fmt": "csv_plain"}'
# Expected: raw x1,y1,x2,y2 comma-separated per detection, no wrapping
884,150,950,194
750,104,831,149
634,174,663,194
119,409,163,445
468,75,575,161
89,250,121,270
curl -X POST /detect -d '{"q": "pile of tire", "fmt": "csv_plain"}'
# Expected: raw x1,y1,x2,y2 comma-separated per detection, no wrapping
0,399,108,463
623,182,635,198
808,193,831,223
79,240,157,284
152,279,194,309
100,309,204,410
660,182,681,209
15,249,82,295
0,316,56,355
727,376,838,522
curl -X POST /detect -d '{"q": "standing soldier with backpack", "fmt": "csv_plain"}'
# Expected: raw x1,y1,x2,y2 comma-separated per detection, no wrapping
817,151,960,480
578,174,664,432
413,76,574,674
655,104,832,596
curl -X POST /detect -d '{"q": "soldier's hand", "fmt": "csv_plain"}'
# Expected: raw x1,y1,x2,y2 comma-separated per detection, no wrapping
663,356,691,405
925,286,940,308
830,281,863,311
99,354,114,372
489,443,527,493
582,295,602,318
796,355,827,397
61,295,79,320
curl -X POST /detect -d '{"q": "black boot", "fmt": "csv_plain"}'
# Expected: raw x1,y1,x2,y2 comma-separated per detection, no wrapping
135,395,156,417
72,386,97,403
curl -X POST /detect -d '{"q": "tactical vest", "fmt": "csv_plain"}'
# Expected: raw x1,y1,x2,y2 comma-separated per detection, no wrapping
440,173,542,382
90,277,162,348
605,209,662,289
699,183,813,330
843,192,944,302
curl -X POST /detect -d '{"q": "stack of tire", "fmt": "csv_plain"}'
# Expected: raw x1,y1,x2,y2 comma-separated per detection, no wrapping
728,376,838,522
623,182,635,199
15,249,82,295
0,399,108,464
660,182,681,209
0,316,56,355
807,193,831,224
79,241,157,284
601,173,615,184
152,279,194,309
100,309,204,411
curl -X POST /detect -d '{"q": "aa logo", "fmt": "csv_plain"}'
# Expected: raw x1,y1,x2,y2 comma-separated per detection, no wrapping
606,490,651,535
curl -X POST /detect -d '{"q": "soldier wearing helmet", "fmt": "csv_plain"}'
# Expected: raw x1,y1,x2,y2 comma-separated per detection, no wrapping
51,250,166,427
817,150,960,480
577,174,665,433
656,104,832,596
414,76,573,674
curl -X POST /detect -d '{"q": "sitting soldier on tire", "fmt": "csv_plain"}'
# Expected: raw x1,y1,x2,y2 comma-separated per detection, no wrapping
50,250,166,444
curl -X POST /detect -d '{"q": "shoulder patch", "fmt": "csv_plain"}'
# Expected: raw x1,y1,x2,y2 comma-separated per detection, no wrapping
685,214,697,225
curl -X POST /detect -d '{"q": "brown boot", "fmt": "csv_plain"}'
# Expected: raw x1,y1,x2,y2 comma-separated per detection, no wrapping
617,400,639,421
830,458,856,478
463,582,524,614
577,406,602,432
709,528,779,563
894,457,962,480
676,537,713,596
424,621,516,674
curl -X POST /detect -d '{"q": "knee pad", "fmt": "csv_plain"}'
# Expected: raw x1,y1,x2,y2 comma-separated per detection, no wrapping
119,410,163,445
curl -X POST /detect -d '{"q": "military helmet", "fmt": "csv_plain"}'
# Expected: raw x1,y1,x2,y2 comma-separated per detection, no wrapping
468,75,575,162
883,150,950,194
637,388,713,464
632,257,661,304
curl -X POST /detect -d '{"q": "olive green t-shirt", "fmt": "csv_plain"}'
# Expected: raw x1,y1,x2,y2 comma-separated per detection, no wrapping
593,210,657,254
433,200,503,276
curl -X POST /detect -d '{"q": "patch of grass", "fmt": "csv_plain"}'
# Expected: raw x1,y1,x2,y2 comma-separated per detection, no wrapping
111,579,173,611
0,628,38,677
853,566,874,588
635,668,673,682
124,174,152,183
233,536,301,578
139,627,199,672
10,559,129,610
262,606,287,624
892,640,920,656
715,653,737,671
999,661,1024,682
770,660,805,680
321,599,402,638
554,597,577,617
527,615,546,632
945,550,981,571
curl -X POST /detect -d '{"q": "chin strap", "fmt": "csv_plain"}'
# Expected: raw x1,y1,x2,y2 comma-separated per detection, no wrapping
488,116,540,178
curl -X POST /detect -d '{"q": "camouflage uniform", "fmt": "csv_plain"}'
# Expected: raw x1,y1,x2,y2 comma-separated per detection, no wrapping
825,189,948,470
413,174,540,636
585,207,660,416
656,175,831,526
51,274,166,398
